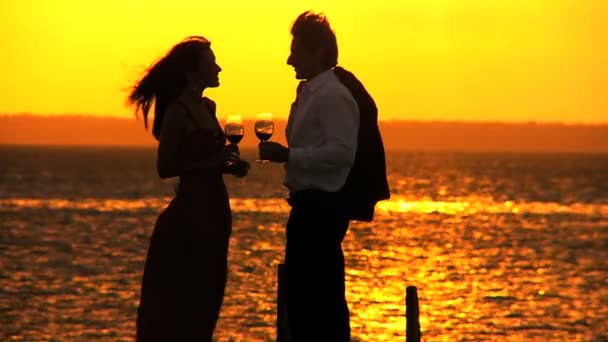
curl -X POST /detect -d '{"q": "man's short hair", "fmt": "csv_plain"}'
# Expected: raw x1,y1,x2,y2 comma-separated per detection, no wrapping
291,11,338,69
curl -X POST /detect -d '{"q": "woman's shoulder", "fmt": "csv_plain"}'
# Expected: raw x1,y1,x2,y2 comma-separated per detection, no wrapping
169,95,218,130
165,98,189,114
159,100,189,129
202,97,217,115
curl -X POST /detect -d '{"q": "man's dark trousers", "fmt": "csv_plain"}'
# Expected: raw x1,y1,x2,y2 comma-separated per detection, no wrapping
285,189,350,342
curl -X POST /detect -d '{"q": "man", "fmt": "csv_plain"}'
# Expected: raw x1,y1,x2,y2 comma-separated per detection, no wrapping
259,11,359,341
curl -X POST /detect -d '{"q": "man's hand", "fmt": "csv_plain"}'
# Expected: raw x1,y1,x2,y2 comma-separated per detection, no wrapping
258,141,289,163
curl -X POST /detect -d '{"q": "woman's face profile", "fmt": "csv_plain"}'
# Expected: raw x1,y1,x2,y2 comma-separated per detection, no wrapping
196,48,222,88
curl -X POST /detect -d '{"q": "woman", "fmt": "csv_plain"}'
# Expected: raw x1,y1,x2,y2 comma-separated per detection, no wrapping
127,36,249,341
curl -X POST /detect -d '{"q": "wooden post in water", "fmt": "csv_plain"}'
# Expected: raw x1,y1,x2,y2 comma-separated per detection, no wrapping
406,286,421,342
277,263,292,342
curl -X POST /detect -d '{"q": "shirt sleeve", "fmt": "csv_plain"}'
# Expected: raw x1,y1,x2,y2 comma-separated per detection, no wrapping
289,89,359,170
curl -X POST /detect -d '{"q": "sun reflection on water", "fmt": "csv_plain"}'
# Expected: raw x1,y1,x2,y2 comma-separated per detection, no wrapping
1,196,607,341
2,196,607,217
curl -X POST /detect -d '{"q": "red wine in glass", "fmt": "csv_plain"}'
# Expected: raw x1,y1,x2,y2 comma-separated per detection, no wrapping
255,113,274,162
255,131,272,141
225,115,244,145
227,132,244,144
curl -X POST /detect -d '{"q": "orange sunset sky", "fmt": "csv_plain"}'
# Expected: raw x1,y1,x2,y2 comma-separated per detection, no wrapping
1,0,606,123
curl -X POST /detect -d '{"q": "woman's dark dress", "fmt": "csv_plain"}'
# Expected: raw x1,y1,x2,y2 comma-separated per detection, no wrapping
136,101,230,341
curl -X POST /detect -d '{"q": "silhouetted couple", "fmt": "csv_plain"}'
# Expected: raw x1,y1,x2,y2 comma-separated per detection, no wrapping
128,11,389,342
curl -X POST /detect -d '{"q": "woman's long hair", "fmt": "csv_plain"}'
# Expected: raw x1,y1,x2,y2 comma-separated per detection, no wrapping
128,36,211,140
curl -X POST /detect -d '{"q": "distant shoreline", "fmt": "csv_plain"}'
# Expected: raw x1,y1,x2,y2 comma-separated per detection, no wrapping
3,145,608,156
1,115,607,152
2,113,607,126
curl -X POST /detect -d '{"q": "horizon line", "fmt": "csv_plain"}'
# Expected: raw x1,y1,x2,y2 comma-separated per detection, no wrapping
2,143,607,154
1,113,607,126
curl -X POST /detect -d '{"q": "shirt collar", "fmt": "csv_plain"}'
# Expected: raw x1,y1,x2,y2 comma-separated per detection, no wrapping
302,68,334,94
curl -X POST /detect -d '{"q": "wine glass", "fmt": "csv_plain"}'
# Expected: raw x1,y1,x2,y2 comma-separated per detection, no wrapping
255,113,274,162
225,115,244,145
224,115,244,168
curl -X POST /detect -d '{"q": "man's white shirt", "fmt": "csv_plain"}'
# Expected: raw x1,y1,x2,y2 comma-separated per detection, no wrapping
285,69,360,193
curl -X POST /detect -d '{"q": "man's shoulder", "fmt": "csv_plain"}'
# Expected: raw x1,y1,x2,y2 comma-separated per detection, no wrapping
317,75,357,102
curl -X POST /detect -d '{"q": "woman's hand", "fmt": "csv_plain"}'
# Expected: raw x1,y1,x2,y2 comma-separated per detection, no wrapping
222,143,240,159
224,159,250,178
222,144,249,177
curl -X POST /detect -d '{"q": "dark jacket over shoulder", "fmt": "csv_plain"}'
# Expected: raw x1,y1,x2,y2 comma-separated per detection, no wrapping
334,66,390,222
